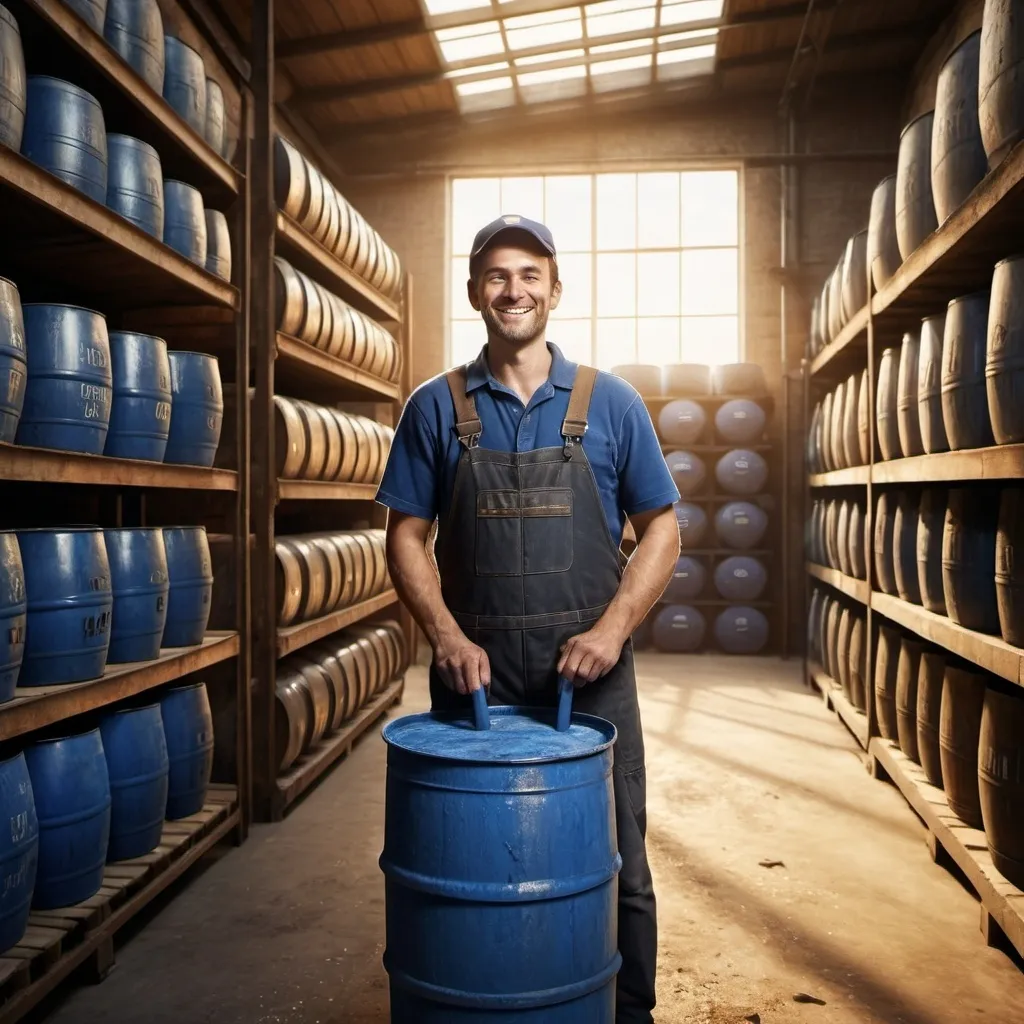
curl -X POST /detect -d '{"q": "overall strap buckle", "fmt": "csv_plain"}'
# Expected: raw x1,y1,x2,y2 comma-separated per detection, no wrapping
446,367,482,450
561,365,598,459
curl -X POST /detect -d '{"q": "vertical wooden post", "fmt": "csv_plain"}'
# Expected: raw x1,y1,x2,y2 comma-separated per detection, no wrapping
864,284,878,745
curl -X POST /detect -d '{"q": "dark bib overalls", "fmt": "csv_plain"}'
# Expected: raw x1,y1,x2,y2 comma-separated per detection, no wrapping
429,364,658,1023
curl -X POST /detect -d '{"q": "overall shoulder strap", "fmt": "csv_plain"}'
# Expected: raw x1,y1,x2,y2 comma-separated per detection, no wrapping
562,365,599,440
445,367,482,448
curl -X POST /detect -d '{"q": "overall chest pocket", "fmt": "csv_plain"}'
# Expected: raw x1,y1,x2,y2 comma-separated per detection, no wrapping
475,488,574,576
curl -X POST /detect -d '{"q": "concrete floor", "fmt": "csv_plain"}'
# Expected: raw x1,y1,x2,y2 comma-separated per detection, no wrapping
37,654,1024,1024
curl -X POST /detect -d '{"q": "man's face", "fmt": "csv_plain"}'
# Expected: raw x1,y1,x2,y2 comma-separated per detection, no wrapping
468,240,562,347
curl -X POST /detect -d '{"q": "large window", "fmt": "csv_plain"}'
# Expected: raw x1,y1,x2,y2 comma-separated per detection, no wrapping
449,170,740,370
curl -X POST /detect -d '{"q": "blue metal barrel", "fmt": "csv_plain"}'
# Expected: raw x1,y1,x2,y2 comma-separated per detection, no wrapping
161,526,212,647
104,527,168,663
657,398,705,444
716,399,766,445
21,77,107,203
160,681,214,819
204,76,224,153
673,501,707,550
653,604,706,652
204,209,231,281
25,729,110,909
714,556,767,601
164,351,222,467
163,179,207,265
715,449,768,496
0,4,26,151
381,701,620,1023
100,704,169,860
714,607,769,654
17,304,111,455
106,134,163,237
0,531,26,702
104,331,171,461
103,0,164,93
663,555,705,602
665,450,705,496
0,276,26,443
0,753,37,954
162,36,206,134
942,291,994,451
62,0,106,32
714,500,768,550
18,527,111,685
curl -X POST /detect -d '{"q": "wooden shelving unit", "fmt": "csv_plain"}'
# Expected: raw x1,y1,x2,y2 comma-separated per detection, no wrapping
806,563,870,605
808,304,869,377
808,465,869,487
276,479,379,502
808,663,869,751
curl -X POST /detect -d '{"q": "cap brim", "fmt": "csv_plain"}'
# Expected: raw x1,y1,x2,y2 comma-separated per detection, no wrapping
470,225,556,258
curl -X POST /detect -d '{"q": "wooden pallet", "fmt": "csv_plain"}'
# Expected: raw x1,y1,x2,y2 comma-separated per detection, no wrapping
0,785,238,1022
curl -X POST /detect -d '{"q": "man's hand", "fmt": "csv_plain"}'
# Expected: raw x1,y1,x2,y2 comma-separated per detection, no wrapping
433,631,491,695
557,625,626,687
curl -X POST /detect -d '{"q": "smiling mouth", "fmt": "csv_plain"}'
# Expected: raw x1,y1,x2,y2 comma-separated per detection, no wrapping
495,306,534,316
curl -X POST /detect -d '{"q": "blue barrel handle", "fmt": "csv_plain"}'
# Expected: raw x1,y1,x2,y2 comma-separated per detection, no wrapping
471,686,490,732
471,676,574,732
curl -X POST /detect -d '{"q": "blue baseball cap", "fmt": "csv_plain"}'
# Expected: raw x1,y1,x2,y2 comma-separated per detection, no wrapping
470,215,557,263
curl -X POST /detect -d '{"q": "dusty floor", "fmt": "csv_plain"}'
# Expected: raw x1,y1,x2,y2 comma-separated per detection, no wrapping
36,654,1024,1023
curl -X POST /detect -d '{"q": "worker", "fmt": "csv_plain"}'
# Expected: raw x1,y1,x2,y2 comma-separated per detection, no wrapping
376,214,681,1024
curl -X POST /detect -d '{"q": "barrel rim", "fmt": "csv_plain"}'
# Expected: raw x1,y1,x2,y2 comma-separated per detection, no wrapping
108,329,168,346
164,34,203,60
205,76,224,95
26,75,102,106
107,701,161,715
167,350,221,364
899,109,935,138
29,725,102,746
873,171,898,189
945,289,990,308
22,302,106,318
107,134,161,158
102,525,166,536
16,525,103,533
993,254,1024,270
848,227,868,241
162,680,207,695
163,179,203,196
938,27,981,69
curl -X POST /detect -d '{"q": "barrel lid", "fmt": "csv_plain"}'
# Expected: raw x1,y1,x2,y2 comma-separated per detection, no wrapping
382,705,616,764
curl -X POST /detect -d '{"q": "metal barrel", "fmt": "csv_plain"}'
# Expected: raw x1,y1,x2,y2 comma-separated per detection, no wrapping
17,527,111,686
874,623,901,742
896,637,924,763
203,76,224,153
874,491,898,596
104,330,171,461
674,501,707,550
714,500,767,550
942,290,994,450
979,685,1024,889
820,391,835,470
824,498,839,570
274,539,303,626
917,488,948,615
21,76,107,203
841,374,860,467
304,643,349,729
300,163,325,239
161,526,212,647
164,350,222,467
980,0,1024,169
293,399,327,479
986,256,1024,444
714,607,768,654
996,486,1024,646
918,313,949,453
103,0,164,93
713,555,766,601
895,111,938,260
653,604,705,652
893,489,921,605
827,261,845,340
897,330,923,457
822,595,840,680
103,527,168,663
868,174,901,292
297,271,322,344
275,667,310,771
106,133,163,238
939,664,988,828
162,35,206,134
163,179,207,265
876,346,900,460
273,395,307,478
840,230,868,319
819,275,832,346
274,257,305,337
0,276,26,443
807,589,823,664
0,752,37,954
159,681,214,819
287,657,333,748
849,611,867,711
317,407,342,480
714,449,767,496
932,31,987,224
665,450,706,497
63,0,106,32
0,3,26,151
856,367,872,463
204,209,231,281
829,382,846,469
849,500,867,579
715,398,764,445
663,555,705,602
942,486,1001,633
25,729,111,909
917,651,946,787
0,531,25,702
100,704,169,861
661,363,711,395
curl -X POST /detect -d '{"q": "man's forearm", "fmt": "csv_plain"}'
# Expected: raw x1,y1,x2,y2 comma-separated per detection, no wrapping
386,528,463,648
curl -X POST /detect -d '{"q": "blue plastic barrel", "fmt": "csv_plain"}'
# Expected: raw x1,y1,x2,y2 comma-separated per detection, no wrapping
160,681,214,819
0,753,37,954
25,730,111,909
18,527,111,685
715,399,766,444
163,179,207,265
715,449,768,496
104,331,171,461
0,4,26,151
204,77,224,153
100,704,169,860
714,607,769,654
162,36,206,134
21,77,107,203
0,531,26,702
673,501,707,550
714,556,767,601
164,351,222,467
103,0,164,93
715,501,768,549
161,526,212,647
204,209,231,281
17,304,111,455
657,398,705,445
62,0,106,32
663,555,705,602
653,604,706,652
665,450,706,496
106,134,163,237
104,528,169,663
0,276,26,443
381,701,620,1023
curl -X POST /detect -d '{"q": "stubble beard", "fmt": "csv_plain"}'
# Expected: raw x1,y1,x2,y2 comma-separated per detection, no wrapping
481,303,550,347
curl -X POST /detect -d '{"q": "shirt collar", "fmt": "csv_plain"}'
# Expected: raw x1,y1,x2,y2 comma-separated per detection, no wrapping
465,342,578,393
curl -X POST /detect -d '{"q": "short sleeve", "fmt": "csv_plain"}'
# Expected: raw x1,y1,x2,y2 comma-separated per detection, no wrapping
616,396,680,515
375,398,441,520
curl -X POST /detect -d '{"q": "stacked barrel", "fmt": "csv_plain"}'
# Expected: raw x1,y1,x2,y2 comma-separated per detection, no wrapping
618,361,773,655
807,584,868,714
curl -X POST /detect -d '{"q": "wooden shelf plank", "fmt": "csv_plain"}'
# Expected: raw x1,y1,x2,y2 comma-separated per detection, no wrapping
275,214,400,323
870,738,1024,961
661,443,771,454
640,394,775,409
0,633,240,739
275,677,404,813
807,563,870,605
872,445,1024,484
276,479,378,501
275,333,402,402
809,466,869,487
809,663,869,750
276,590,399,657
871,591,1022,686
9,0,240,198
0,147,238,311
809,305,869,377
1,444,238,491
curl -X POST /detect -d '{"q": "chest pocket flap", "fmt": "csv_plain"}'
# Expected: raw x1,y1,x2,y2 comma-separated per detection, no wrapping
476,488,573,576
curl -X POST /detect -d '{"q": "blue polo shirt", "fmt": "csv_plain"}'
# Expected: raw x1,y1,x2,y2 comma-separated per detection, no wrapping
375,343,679,546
